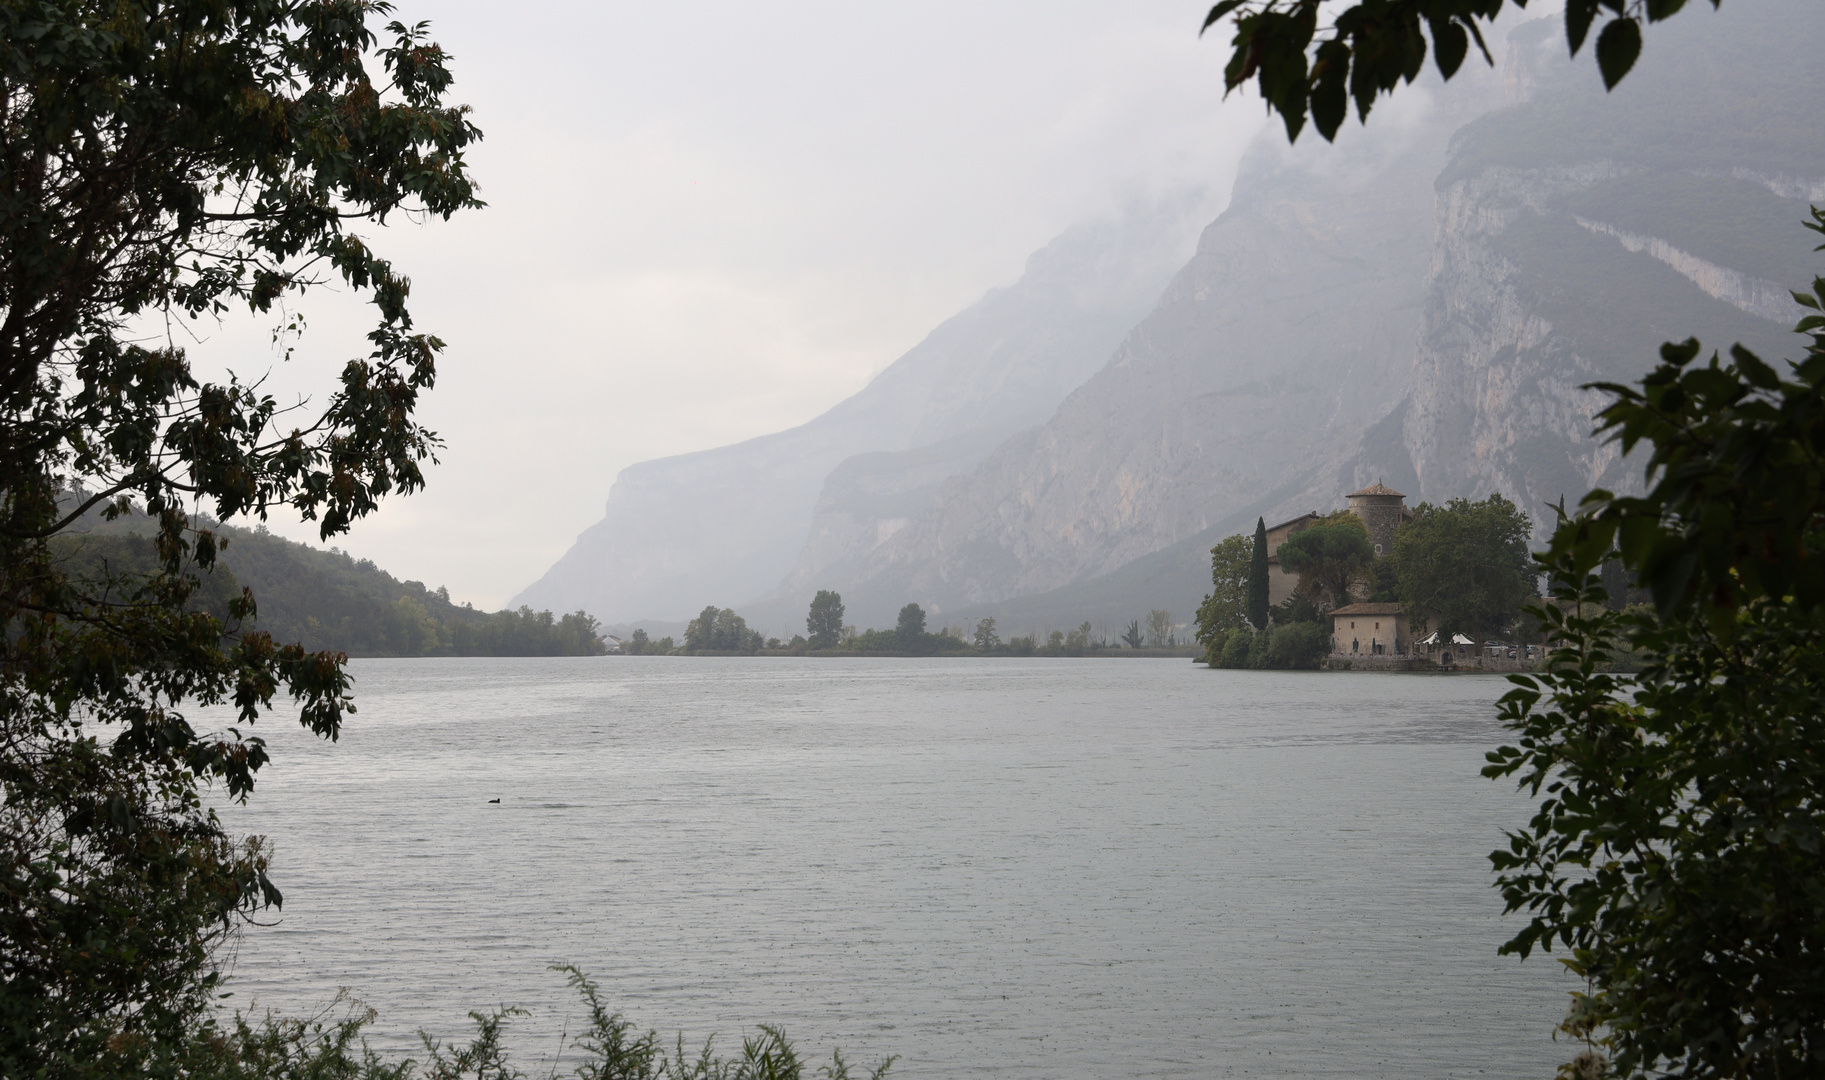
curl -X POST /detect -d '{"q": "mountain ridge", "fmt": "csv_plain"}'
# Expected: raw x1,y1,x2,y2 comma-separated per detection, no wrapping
512,190,1221,624
522,3,1825,639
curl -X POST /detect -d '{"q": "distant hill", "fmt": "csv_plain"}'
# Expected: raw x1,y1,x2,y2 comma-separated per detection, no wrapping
54,516,604,658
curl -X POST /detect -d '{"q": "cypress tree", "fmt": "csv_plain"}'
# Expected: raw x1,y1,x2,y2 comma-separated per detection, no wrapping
1248,516,1270,629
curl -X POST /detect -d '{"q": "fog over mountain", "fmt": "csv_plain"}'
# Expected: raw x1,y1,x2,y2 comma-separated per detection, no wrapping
523,3,1825,637
512,192,1220,624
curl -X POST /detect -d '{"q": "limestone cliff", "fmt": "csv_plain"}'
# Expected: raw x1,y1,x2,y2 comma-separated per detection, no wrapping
828,3,1825,631
1351,6,1820,530
805,77,1496,627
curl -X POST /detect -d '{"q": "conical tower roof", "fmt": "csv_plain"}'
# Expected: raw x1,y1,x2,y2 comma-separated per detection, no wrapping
1348,480,1405,498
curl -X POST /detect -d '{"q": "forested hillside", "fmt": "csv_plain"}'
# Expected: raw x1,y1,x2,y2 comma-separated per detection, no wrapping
55,519,605,658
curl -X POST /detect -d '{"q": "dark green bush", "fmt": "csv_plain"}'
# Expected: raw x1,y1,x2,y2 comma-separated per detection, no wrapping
1217,628,1253,668
1210,625,1326,670
1246,627,1273,669
1265,623,1328,670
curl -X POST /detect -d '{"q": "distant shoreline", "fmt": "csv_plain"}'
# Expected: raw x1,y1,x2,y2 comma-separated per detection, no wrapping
615,648,1207,660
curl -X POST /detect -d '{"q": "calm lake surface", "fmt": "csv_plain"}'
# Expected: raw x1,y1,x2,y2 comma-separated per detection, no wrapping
214,657,1570,1078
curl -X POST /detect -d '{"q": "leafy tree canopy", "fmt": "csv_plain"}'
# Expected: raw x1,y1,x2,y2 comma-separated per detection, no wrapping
896,602,927,644
0,1,480,1073
1196,533,1253,650
685,606,762,654
1146,608,1175,647
807,589,845,649
1202,0,1723,143
626,630,675,655
1276,511,1373,610
1488,251,1825,1075
1388,493,1535,641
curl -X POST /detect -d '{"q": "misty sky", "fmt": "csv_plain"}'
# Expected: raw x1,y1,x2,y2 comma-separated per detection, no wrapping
191,1,1275,607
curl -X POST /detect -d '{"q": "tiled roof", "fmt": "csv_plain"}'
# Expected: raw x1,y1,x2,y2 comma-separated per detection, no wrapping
1348,481,1405,498
1329,602,1404,615
1265,510,1320,533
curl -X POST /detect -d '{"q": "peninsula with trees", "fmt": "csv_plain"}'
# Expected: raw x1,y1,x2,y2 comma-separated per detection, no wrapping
1196,483,1539,671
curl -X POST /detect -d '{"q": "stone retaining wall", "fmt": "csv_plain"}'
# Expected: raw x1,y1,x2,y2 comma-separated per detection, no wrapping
1325,654,1540,673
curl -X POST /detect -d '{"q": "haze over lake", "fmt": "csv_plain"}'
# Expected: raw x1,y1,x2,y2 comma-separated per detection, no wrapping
218,658,1568,1078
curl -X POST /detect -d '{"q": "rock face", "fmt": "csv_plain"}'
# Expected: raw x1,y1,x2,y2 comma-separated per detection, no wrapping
818,4,1825,631
1365,8,1820,524
522,3,1825,637
511,192,1218,624
799,77,1494,627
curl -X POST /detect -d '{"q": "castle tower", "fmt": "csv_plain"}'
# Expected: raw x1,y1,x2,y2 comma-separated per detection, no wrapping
1347,481,1411,557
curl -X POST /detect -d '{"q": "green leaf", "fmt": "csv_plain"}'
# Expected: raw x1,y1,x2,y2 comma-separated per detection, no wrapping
1565,0,1601,56
1311,40,1350,141
1732,345,1781,390
1201,0,1247,34
1594,17,1642,89
1279,93,1308,142
1463,17,1494,69
1430,16,1469,79
1792,290,1821,310
1659,337,1703,367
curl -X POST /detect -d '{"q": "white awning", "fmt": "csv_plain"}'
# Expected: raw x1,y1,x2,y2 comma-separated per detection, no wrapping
1418,631,1440,645
1451,633,1475,645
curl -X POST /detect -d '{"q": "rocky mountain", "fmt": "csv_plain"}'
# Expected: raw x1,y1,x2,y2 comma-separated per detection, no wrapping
803,93,1464,628
512,191,1218,625
813,6,1825,631
1373,6,1819,516
802,2,1825,633
523,2,1825,639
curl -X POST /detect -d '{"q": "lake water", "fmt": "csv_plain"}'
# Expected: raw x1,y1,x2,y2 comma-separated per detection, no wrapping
214,657,1571,1078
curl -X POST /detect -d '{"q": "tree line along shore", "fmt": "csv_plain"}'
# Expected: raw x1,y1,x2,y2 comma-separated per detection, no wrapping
617,597,1202,657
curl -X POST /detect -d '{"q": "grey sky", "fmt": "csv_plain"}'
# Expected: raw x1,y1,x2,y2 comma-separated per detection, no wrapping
193,1,1270,607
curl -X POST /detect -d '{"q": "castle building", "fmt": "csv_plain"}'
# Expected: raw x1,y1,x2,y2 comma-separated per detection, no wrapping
1262,511,1321,606
1262,482,1412,605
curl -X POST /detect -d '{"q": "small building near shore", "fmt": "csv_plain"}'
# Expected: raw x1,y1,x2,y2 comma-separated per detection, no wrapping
1331,603,1408,656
